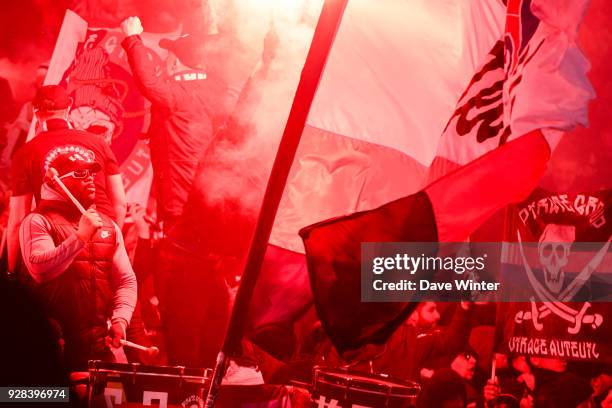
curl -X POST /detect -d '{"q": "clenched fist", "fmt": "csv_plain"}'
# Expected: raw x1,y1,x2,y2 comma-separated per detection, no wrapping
121,16,143,37
483,378,500,402
107,321,126,348
76,207,103,242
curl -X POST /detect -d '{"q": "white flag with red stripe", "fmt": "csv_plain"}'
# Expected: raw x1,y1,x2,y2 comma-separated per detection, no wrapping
250,0,506,343
249,0,596,353
296,0,596,353
270,0,504,253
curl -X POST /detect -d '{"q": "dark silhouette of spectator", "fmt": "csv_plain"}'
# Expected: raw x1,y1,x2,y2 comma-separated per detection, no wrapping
0,76,17,191
419,368,467,408
0,275,68,386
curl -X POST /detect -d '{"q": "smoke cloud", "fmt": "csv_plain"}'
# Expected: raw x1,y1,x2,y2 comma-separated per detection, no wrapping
191,0,323,216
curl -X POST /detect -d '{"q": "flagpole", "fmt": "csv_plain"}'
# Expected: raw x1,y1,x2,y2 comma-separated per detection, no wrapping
204,0,349,405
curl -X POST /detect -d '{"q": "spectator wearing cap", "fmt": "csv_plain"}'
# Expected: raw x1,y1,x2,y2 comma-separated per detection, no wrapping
7,84,127,276
18,150,136,371
121,16,229,367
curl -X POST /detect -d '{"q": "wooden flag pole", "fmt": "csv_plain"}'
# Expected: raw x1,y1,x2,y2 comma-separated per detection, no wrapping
204,0,349,406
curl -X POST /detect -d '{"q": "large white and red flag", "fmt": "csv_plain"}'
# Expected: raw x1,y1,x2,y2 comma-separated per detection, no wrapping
169,0,594,356
296,0,595,353
270,0,505,253
247,0,506,349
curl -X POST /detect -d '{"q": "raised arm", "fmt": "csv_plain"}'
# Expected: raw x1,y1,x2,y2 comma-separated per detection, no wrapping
121,17,179,108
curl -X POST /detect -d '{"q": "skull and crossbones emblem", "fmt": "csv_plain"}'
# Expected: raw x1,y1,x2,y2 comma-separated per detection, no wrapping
538,224,574,295
514,224,610,334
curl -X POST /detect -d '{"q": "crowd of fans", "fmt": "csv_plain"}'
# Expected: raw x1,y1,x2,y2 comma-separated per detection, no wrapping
0,4,611,408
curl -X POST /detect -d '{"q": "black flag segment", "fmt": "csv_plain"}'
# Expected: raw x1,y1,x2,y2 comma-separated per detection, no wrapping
300,191,438,353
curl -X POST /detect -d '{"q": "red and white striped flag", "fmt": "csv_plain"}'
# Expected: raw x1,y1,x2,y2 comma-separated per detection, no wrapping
249,0,505,348
271,0,504,253
298,0,595,353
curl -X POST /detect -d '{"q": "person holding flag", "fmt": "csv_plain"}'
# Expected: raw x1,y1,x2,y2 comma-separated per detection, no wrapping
18,150,137,371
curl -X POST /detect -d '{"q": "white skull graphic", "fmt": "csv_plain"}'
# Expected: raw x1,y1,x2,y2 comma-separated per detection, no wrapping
538,224,575,295
70,106,117,145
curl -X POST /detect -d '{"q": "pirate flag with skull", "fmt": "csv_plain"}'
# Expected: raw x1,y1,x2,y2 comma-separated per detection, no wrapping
495,188,612,362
